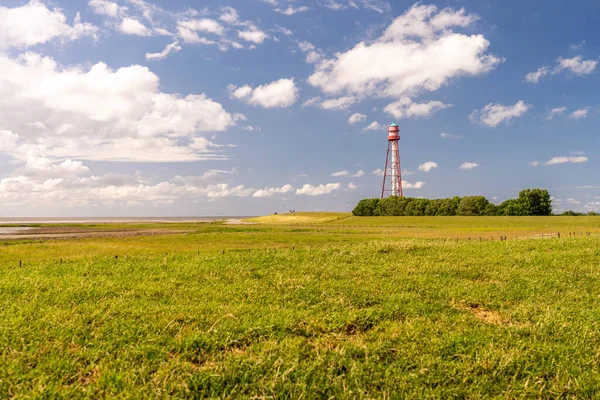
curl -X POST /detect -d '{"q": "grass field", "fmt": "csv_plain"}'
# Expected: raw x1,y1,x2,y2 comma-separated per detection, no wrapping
2,214,600,398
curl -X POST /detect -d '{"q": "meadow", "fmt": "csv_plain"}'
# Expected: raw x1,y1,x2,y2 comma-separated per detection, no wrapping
2,214,600,398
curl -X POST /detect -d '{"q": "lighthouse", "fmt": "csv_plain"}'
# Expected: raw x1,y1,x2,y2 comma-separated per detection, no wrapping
381,122,403,198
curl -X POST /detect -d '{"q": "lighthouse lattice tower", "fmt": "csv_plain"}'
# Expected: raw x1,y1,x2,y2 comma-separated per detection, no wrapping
381,122,403,198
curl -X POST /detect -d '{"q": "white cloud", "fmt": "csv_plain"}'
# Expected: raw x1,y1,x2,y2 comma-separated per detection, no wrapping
275,6,310,15
0,53,236,163
219,7,240,24
120,17,153,36
252,184,293,198
459,162,479,170
237,26,269,44
348,113,367,124
567,198,581,205
525,66,549,84
555,56,597,76
228,78,299,108
526,55,597,83
331,170,349,177
402,180,425,189
529,161,540,167
363,121,383,131
544,156,588,165
0,159,280,209
0,1,97,49
470,101,529,127
569,107,590,119
332,169,364,177
440,132,463,140
177,19,225,40
372,169,384,176
89,0,127,18
302,96,321,107
418,161,438,172
319,96,357,110
384,97,452,119
308,4,501,105
545,106,567,120
322,0,390,13
146,40,182,60
347,182,358,191
296,183,342,196
297,42,325,64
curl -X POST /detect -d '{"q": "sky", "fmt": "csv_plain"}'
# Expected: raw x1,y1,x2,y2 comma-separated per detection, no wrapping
0,0,599,216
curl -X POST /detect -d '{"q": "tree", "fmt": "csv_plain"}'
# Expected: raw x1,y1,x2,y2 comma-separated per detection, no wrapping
352,198,380,216
438,197,461,216
425,199,443,216
518,189,552,216
379,196,409,216
405,198,429,216
498,199,527,216
457,196,491,216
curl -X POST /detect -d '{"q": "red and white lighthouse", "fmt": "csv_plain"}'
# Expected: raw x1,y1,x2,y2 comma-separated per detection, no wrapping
381,122,403,198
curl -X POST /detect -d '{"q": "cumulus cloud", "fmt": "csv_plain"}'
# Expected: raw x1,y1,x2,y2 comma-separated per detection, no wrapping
418,161,438,172
347,182,359,191
526,55,597,83
0,53,237,163
440,132,463,140
89,0,127,18
298,41,324,64
0,159,281,209
372,169,384,176
544,156,588,165
296,183,342,196
252,184,293,198
146,40,182,60
228,78,299,108
319,96,358,110
0,1,97,49
402,180,425,189
177,18,225,43
569,107,590,119
556,56,598,75
459,162,479,170
470,101,529,127
348,113,367,124
237,26,269,44
308,4,501,108
331,170,364,177
331,170,350,177
384,97,452,119
363,121,383,131
119,17,153,36
525,67,550,84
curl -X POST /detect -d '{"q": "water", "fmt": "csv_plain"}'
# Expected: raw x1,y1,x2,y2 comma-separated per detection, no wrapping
0,217,254,224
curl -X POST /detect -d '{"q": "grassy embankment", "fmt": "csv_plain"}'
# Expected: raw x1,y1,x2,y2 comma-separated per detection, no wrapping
2,214,600,397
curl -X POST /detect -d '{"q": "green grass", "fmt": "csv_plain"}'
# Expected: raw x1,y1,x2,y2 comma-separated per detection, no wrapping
2,216,600,397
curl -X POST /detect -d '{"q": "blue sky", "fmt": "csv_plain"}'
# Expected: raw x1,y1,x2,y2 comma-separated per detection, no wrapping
0,0,598,216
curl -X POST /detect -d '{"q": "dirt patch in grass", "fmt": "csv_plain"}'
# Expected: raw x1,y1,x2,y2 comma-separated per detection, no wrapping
453,301,509,326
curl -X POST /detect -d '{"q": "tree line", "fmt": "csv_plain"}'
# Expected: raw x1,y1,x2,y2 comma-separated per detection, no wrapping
352,189,553,216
